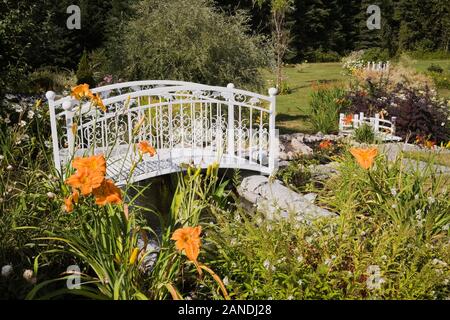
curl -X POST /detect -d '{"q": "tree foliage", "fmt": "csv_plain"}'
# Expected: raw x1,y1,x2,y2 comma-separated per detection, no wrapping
107,0,270,90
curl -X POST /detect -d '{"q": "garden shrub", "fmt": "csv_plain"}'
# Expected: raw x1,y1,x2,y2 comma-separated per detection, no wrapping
308,84,349,134
353,123,376,144
428,71,450,90
428,64,444,74
361,47,390,63
107,0,270,90
308,50,341,63
28,67,77,94
344,84,450,144
341,50,366,75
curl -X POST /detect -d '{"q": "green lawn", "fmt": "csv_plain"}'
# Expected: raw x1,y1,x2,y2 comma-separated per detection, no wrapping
263,62,347,133
411,59,450,98
266,60,450,134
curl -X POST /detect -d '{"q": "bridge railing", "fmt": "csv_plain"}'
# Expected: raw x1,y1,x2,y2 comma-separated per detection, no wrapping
339,112,401,142
46,81,277,184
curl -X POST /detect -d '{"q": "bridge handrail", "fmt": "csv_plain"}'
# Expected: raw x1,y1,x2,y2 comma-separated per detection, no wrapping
45,81,278,179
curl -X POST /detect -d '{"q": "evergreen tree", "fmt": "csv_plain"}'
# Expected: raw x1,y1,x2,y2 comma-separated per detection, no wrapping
76,50,95,86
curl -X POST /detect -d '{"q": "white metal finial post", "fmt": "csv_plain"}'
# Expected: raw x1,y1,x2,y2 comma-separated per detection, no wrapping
227,83,235,158
46,91,62,173
268,87,277,173
62,99,76,160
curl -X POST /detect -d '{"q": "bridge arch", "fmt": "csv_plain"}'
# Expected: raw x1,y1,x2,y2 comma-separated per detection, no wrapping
46,80,278,186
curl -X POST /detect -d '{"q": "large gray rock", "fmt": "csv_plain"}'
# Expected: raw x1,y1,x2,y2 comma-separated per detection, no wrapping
237,175,335,221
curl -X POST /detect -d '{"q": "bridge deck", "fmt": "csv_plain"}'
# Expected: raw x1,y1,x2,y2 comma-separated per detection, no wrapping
67,146,270,186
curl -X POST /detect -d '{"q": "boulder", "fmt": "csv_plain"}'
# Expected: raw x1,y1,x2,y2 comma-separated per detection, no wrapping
237,175,335,221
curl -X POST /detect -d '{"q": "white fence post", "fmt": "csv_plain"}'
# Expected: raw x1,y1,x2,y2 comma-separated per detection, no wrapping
354,114,359,128
226,83,235,158
374,113,380,133
391,116,397,135
339,113,344,131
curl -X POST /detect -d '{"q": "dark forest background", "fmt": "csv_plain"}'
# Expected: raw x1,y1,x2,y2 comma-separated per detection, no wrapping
1,0,449,91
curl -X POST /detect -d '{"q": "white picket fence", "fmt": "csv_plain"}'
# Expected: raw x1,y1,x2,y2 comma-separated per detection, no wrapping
366,61,390,72
339,112,402,142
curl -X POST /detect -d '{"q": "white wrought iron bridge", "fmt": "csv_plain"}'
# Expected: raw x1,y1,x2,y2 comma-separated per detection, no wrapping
46,81,278,186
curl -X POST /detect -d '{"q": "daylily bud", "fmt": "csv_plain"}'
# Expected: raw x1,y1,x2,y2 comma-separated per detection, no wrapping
129,248,139,265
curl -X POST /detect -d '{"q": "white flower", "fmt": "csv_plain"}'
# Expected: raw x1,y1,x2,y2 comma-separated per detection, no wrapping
297,279,303,286
27,110,35,119
44,140,52,148
6,165,13,171
367,265,381,276
234,214,241,222
4,118,11,124
263,259,275,271
297,255,304,263
1,265,13,278
390,188,397,197
230,238,237,246
13,104,23,113
391,204,397,209
267,297,273,300
366,275,385,290
287,295,294,300
441,122,445,127
325,258,332,266
414,194,419,200
23,269,36,284
442,224,450,231
0,155,3,160
223,276,229,286
19,120,27,127
47,192,56,199
432,258,448,267
428,197,436,205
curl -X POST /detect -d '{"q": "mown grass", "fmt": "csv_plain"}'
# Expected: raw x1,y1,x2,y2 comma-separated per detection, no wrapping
263,63,348,133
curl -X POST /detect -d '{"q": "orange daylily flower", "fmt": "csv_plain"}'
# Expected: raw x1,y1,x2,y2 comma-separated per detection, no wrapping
350,147,378,170
72,154,106,176
64,195,74,213
91,93,106,112
138,141,157,156
319,140,332,150
343,114,353,125
424,140,436,149
92,179,122,206
171,226,202,263
71,84,92,100
65,168,104,196
72,189,79,203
